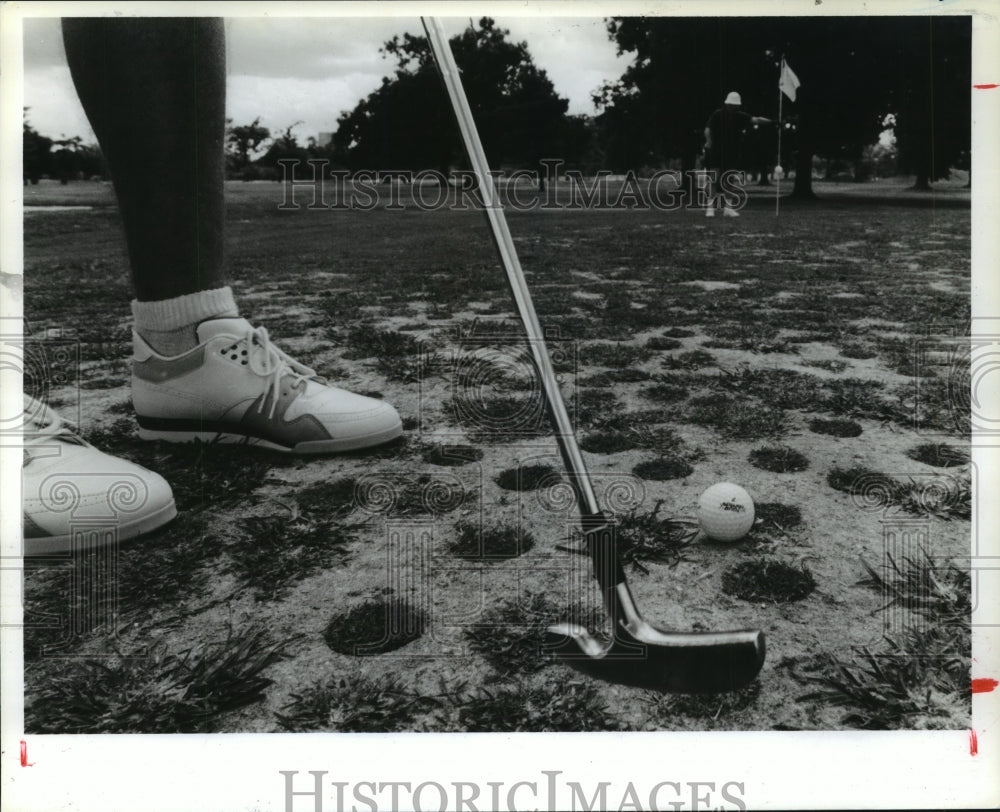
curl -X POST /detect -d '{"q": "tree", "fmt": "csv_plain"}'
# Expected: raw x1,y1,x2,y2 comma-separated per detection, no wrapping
258,122,309,178
886,16,971,189
23,109,52,184
333,18,577,176
597,17,970,198
52,135,84,184
226,117,271,175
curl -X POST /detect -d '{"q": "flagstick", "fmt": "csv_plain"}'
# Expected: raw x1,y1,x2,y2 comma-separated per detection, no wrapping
776,57,784,217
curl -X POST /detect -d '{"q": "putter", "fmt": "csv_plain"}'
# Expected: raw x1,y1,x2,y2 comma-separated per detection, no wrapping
422,17,765,693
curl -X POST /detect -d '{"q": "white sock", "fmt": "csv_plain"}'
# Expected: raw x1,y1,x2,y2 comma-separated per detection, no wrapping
132,286,239,356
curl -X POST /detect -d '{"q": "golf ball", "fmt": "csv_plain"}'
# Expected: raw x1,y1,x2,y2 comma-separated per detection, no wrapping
698,482,755,542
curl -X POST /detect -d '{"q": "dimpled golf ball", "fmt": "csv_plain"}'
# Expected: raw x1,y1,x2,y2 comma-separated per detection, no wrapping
698,482,755,542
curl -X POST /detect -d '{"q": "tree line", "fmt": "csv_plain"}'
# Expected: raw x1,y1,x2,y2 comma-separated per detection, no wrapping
26,16,970,195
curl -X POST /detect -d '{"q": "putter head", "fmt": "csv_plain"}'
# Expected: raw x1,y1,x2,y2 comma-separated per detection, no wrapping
545,620,765,694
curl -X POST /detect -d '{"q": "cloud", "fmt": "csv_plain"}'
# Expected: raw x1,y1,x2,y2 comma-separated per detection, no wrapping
22,15,629,142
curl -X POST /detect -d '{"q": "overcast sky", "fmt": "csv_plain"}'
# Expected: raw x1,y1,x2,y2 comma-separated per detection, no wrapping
22,16,630,144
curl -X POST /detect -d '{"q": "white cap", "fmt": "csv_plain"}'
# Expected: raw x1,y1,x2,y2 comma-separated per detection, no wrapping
725,91,742,105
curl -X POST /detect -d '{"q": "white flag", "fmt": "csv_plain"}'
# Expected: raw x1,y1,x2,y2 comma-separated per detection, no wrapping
779,58,801,102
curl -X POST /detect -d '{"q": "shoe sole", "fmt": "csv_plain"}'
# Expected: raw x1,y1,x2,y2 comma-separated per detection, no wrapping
23,500,178,557
136,420,404,454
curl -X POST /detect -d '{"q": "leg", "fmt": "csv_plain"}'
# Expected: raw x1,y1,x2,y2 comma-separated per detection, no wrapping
62,17,402,454
62,18,226,300
704,168,718,216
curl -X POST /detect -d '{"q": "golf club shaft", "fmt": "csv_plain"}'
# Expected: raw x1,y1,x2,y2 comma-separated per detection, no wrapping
422,17,630,602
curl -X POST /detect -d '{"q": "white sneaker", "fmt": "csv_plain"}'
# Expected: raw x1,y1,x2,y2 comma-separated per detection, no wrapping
22,396,177,556
723,206,740,218
132,318,403,454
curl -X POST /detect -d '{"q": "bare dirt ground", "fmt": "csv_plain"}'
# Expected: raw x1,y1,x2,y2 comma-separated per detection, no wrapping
21,177,971,733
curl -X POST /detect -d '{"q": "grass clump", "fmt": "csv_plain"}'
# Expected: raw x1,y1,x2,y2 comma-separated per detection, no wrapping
580,429,637,454
612,502,696,573
448,682,621,732
809,418,863,437
654,681,761,721
645,336,683,351
807,551,970,729
662,349,716,370
580,342,652,368
448,521,535,561
295,477,359,515
753,502,803,533
748,445,810,473
827,467,970,521
324,598,426,656
228,514,356,601
453,393,550,443
581,368,652,386
722,560,816,603
496,464,560,492
905,443,969,468
25,626,293,733
641,381,690,404
463,594,589,677
802,358,849,373
421,443,485,466
632,456,694,480
685,395,787,439
279,673,445,732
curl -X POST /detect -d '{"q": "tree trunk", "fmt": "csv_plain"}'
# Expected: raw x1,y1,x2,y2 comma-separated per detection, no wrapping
791,147,815,198
913,170,931,190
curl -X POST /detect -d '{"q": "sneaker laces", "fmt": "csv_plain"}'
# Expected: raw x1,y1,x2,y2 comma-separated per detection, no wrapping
22,395,87,466
242,325,322,419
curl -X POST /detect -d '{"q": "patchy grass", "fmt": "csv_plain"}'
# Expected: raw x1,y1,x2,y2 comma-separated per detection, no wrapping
662,349,716,370
753,502,804,534
802,359,849,373
837,341,878,360
827,466,970,520
581,368,653,386
421,443,485,466
748,445,810,473
612,502,696,573
641,381,690,404
827,466,901,503
645,336,683,351
713,367,826,411
702,324,794,354
905,443,969,468
684,395,787,439
25,626,293,733
633,456,694,480
496,464,560,492
809,418,863,437
722,560,816,603
580,342,652,368
897,473,971,521
580,430,637,454
446,681,621,732
653,681,762,721
462,594,587,677
278,673,447,732
453,393,551,443
294,477,359,515
448,521,535,561
807,552,970,729
344,324,421,359
323,598,426,656
228,514,356,601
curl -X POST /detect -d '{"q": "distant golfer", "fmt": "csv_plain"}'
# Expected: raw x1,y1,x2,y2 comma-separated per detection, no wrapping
703,91,772,217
